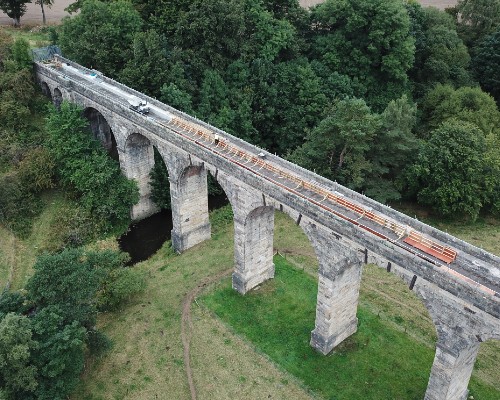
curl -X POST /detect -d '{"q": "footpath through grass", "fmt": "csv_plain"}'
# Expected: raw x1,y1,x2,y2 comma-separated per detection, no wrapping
202,255,499,400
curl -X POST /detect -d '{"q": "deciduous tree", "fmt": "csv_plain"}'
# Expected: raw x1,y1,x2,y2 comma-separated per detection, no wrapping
0,313,37,399
406,3,471,98
453,0,500,48
0,0,30,27
407,120,488,219
59,0,143,77
472,30,500,104
290,98,381,190
309,0,414,110
420,84,500,137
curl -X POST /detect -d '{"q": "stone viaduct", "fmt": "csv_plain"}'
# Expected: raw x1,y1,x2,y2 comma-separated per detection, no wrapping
35,55,500,400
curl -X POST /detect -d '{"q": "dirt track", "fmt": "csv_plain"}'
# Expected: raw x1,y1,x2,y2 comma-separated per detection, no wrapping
1,0,458,27
181,268,233,400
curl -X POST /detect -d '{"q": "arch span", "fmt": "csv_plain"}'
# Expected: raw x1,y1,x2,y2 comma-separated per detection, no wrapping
83,107,118,160
40,81,51,99
53,88,63,109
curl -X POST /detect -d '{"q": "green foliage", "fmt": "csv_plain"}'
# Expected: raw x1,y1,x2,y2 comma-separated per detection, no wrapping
420,84,500,137
407,3,471,98
159,82,193,113
43,200,103,252
96,266,145,311
290,98,380,192
176,0,295,71
31,306,85,400
484,132,500,215
0,172,43,237
290,96,417,203
8,39,31,70
0,245,144,400
59,0,143,77
0,313,38,398
27,249,106,327
119,29,171,98
46,102,139,237
132,0,190,36
17,148,54,193
472,30,500,104
407,120,489,220
309,0,414,110
27,248,133,326
0,0,31,26
0,291,27,318
454,0,500,48
366,95,418,202
149,147,171,210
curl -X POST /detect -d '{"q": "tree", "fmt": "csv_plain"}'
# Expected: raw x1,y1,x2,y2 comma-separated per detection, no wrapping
453,0,500,48
31,307,85,400
290,98,381,190
174,0,299,74
46,103,139,236
0,0,30,27
26,249,105,328
472,30,500,104
131,0,190,35
309,0,414,110
58,0,143,77
366,95,418,202
0,313,38,399
119,29,171,98
35,0,53,25
260,59,327,154
407,120,488,220
420,84,500,137
406,3,471,98
484,132,500,215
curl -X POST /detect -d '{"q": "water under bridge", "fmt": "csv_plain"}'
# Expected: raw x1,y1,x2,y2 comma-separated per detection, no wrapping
35,54,500,400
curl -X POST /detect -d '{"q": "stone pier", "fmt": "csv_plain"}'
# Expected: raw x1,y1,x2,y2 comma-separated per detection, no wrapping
120,133,158,221
309,228,362,354
232,205,275,294
170,164,211,253
425,332,479,400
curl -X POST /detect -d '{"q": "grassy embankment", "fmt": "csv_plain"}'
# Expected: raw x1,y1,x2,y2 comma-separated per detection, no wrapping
69,206,499,400
0,190,69,290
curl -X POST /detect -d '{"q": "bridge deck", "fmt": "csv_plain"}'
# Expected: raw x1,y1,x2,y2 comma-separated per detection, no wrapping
38,59,500,300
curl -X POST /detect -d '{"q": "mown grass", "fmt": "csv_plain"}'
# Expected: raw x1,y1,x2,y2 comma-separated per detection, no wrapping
202,255,499,400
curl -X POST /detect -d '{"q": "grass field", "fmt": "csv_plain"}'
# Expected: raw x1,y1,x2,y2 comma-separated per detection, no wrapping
66,207,500,399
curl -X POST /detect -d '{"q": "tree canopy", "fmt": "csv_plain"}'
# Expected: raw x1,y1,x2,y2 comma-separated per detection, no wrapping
309,0,415,110
472,30,500,104
59,0,143,76
407,120,491,219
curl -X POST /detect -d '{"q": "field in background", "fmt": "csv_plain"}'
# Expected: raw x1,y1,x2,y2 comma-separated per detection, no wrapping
0,1,458,26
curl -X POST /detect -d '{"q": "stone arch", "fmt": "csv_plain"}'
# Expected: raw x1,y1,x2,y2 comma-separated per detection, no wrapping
53,88,63,109
40,81,51,99
83,107,118,160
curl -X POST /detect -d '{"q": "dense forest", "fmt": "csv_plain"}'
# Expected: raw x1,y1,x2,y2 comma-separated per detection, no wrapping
0,0,499,398
54,0,500,218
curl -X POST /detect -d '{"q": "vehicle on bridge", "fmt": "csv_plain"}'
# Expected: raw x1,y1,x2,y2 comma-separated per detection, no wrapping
127,95,150,114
